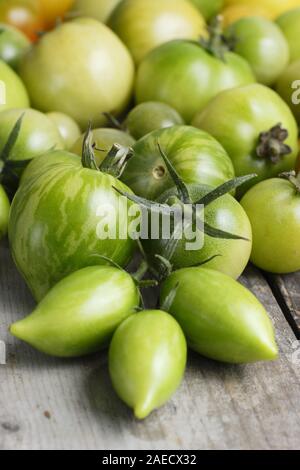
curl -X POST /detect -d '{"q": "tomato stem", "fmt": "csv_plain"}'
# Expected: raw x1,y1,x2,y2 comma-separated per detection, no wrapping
279,171,300,192
199,15,235,61
256,123,292,164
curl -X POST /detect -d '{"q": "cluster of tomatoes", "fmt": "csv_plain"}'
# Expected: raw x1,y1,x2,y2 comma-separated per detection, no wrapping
0,0,300,419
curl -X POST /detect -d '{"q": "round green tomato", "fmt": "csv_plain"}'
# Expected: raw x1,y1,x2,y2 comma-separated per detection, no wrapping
276,59,300,126
135,40,255,122
19,18,134,130
277,8,300,63
0,59,29,112
109,310,187,419
0,184,10,240
9,150,136,301
189,0,224,19
226,16,289,86
70,0,122,23
125,102,184,140
0,23,30,70
46,112,81,151
121,126,235,200
193,84,299,196
160,267,278,364
142,184,252,280
109,0,206,65
241,177,300,273
72,128,135,167
10,266,139,357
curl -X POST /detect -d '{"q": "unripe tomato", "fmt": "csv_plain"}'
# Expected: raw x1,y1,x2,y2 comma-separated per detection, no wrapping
46,112,81,150
0,185,10,240
0,0,45,42
0,60,29,112
223,0,300,25
70,0,122,24
38,0,74,28
189,0,224,20
0,23,30,70
277,8,300,63
276,60,300,126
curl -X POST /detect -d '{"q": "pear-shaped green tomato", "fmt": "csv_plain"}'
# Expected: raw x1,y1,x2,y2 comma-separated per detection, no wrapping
0,59,29,112
109,310,187,419
0,184,10,240
160,268,278,364
10,266,140,357
46,112,81,150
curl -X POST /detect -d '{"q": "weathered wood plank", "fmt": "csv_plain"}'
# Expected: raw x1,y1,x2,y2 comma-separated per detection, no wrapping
1,242,300,450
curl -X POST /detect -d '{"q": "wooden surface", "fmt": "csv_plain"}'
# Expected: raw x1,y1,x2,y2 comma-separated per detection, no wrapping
1,242,300,450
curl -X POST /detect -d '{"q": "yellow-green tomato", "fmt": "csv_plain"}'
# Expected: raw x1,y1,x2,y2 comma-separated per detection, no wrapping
71,0,122,23
189,0,224,20
19,19,134,129
0,185,10,239
161,268,278,364
109,310,187,419
241,177,300,273
10,266,140,357
72,128,136,166
109,0,206,64
226,16,289,86
0,23,30,70
276,59,300,126
46,112,81,150
277,8,300,63
0,59,29,112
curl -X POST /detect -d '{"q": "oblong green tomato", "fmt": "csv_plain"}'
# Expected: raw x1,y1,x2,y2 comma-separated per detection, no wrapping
9,151,136,301
142,184,252,280
109,310,187,419
109,0,206,65
276,60,300,126
189,0,224,20
0,59,29,112
193,84,299,196
0,23,30,70
241,178,300,273
0,185,10,240
226,16,289,86
277,8,300,63
19,18,134,130
10,266,139,357
160,268,278,364
70,0,122,23
46,112,81,151
121,126,235,200
72,128,135,167
135,40,255,123
125,102,184,140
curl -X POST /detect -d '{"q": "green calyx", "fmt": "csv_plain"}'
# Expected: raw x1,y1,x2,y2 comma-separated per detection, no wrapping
199,15,236,61
279,171,300,193
256,123,292,164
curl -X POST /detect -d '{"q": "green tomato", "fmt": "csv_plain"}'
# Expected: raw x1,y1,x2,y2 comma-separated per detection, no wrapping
160,267,278,364
71,0,122,23
0,184,10,240
121,126,235,200
135,40,255,123
10,266,139,357
0,59,29,112
72,128,136,167
125,102,184,140
0,22,30,70
276,59,300,126
46,112,81,151
226,16,289,86
193,84,299,196
241,177,300,273
142,184,252,280
109,310,187,419
189,0,224,19
9,150,136,301
19,18,134,130
277,8,300,63
109,0,206,65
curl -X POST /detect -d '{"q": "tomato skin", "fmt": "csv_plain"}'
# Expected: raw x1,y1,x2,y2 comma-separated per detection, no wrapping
0,0,45,42
71,0,121,24
109,0,206,65
142,184,252,280
72,128,135,167
109,310,187,419
125,102,184,141
38,0,74,28
46,112,81,151
189,0,223,20
10,266,139,357
193,84,299,196
0,185,10,240
9,151,136,301
19,19,135,130
223,0,300,25
277,8,300,63
160,267,278,364
0,60,29,112
135,40,255,123
121,126,235,200
0,23,30,70
241,178,300,274
276,60,300,126
226,17,289,86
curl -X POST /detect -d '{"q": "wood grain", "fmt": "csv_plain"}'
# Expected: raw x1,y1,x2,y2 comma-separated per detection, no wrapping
1,242,300,450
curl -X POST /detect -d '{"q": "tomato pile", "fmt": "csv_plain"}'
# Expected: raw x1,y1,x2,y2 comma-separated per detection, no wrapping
1,0,300,420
